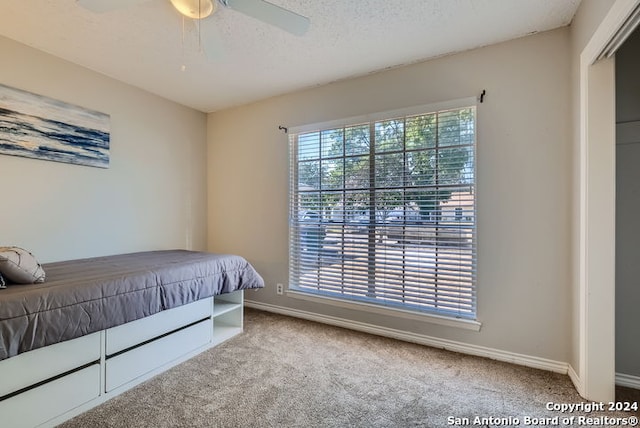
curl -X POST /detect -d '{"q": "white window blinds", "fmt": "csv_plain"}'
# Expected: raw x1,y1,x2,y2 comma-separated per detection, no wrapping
289,102,476,319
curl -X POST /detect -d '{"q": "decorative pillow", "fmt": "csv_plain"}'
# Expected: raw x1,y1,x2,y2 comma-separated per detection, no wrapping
0,247,46,284
0,272,5,289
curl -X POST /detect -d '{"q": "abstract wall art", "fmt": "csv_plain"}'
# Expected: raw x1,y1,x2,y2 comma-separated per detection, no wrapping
0,83,110,168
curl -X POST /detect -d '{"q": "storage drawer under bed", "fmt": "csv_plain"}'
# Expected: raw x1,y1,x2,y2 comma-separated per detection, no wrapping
0,364,100,428
105,297,213,355
105,318,213,392
0,332,101,399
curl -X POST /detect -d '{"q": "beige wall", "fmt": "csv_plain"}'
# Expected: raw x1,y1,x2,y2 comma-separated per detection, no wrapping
0,36,208,262
208,28,573,362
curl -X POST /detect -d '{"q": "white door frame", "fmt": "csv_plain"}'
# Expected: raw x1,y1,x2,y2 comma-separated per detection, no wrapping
578,0,640,402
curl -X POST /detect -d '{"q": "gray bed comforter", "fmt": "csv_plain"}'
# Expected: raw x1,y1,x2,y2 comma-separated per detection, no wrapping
0,250,264,361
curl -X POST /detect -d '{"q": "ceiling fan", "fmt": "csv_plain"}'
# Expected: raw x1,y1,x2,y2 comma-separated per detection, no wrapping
77,0,310,57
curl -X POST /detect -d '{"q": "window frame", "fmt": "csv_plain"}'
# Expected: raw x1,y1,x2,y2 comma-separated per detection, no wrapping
288,97,480,330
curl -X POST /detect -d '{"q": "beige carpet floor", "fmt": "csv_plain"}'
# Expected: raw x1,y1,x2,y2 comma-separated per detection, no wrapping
60,309,639,427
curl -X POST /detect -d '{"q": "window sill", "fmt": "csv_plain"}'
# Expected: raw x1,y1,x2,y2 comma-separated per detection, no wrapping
287,289,482,332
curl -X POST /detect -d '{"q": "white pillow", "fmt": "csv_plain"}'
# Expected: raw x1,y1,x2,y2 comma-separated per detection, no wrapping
0,247,46,284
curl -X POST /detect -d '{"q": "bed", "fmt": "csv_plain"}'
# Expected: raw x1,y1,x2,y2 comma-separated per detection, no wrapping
0,249,264,428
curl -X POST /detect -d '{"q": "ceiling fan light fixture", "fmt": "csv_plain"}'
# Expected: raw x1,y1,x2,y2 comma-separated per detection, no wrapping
169,0,216,20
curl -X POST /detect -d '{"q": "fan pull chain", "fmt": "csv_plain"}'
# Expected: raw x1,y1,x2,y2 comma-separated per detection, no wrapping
198,0,203,53
181,16,187,71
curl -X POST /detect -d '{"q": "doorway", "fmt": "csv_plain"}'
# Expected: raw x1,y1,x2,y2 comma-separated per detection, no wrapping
615,26,640,393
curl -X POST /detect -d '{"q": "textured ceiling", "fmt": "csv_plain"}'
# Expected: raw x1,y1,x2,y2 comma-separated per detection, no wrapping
0,0,581,112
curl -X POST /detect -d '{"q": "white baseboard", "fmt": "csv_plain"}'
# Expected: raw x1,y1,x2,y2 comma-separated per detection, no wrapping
245,300,569,374
568,364,584,397
616,372,640,389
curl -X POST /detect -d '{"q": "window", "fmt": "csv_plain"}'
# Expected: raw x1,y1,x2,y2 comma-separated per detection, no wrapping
289,99,476,320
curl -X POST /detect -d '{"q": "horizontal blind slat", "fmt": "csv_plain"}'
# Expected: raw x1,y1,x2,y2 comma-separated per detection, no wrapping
290,104,477,319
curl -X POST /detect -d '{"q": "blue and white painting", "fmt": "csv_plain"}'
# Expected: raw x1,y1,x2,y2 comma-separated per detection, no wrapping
0,84,110,168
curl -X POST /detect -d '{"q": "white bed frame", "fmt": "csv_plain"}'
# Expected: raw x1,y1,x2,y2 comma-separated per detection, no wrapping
0,290,244,428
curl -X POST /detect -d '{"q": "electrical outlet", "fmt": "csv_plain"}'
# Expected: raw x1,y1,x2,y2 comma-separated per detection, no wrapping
276,283,284,295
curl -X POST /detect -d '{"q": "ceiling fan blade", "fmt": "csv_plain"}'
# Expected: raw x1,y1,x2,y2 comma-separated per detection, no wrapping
221,0,310,36
76,0,151,13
